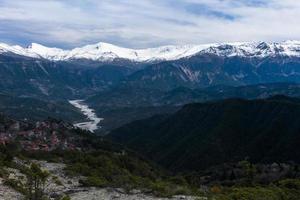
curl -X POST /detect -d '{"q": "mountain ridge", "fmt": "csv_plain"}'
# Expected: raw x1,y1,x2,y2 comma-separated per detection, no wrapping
1,40,300,62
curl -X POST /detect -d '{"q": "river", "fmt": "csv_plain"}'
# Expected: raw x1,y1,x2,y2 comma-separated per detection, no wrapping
69,100,103,133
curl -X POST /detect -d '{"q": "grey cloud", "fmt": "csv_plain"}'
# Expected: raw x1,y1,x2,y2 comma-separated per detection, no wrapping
0,0,300,48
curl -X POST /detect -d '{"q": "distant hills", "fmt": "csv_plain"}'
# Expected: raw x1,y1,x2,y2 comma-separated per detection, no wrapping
109,96,300,172
87,83,300,132
0,93,83,122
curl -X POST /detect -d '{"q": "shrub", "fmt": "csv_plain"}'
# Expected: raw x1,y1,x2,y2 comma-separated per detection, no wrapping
214,186,292,200
211,185,222,194
278,179,300,190
52,176,63,186
60,195,71,200
81,176,107,187
0,167,8,178
4,178,26,194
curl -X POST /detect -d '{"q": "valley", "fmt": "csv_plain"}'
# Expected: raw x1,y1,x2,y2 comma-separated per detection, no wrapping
1,41,300,200
2,41,300,133
2,1,300,199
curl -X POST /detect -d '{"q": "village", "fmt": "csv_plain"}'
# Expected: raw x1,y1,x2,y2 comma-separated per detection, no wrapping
0,116,79,151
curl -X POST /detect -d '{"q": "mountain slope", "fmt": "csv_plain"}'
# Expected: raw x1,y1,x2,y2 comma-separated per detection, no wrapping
87,83,300,110
86,83,300,133
0,93,84,122
0,54,133,99
124,54,300,90
109,96,300,172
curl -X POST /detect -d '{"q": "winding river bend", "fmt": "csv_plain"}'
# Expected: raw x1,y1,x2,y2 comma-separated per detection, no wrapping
69,100,103,133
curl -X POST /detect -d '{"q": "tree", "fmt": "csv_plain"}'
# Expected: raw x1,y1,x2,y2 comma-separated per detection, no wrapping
25,163,50,200
238,160,257,184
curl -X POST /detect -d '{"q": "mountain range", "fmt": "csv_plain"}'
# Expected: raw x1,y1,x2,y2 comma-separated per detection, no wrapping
1,40,300,99
2,40,300,199
1,40,300,62
1,40,300,132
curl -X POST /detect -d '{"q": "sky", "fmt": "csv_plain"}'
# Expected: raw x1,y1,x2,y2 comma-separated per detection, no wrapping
0,0,300,49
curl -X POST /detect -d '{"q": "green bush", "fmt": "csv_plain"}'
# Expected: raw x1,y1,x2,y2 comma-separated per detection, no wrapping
60,195,71,200
278,179,300,190
52,176,63,186
4,178,27,194
214,186,300,200
0,167,8,178
150,181,172,197
80,176,107,187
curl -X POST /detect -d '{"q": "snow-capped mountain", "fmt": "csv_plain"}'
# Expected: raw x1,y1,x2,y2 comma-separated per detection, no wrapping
1,41,300,62
2,40,300,100
201,41,300,57
0,42,210,62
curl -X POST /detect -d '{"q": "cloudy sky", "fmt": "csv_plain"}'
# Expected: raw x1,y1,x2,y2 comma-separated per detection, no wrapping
0,0,300,49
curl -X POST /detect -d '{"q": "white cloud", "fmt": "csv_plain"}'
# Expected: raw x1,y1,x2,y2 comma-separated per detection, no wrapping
0,0,300,48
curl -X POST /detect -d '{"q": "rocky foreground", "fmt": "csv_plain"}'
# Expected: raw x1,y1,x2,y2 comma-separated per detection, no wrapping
69,189,198,200
0,159,200,200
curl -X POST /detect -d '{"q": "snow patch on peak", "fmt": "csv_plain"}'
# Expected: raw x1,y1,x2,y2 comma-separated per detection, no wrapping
0,43,40,58
27,43,68,60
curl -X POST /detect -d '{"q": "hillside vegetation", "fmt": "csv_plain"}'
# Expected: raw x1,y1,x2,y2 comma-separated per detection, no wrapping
109,96,300,171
